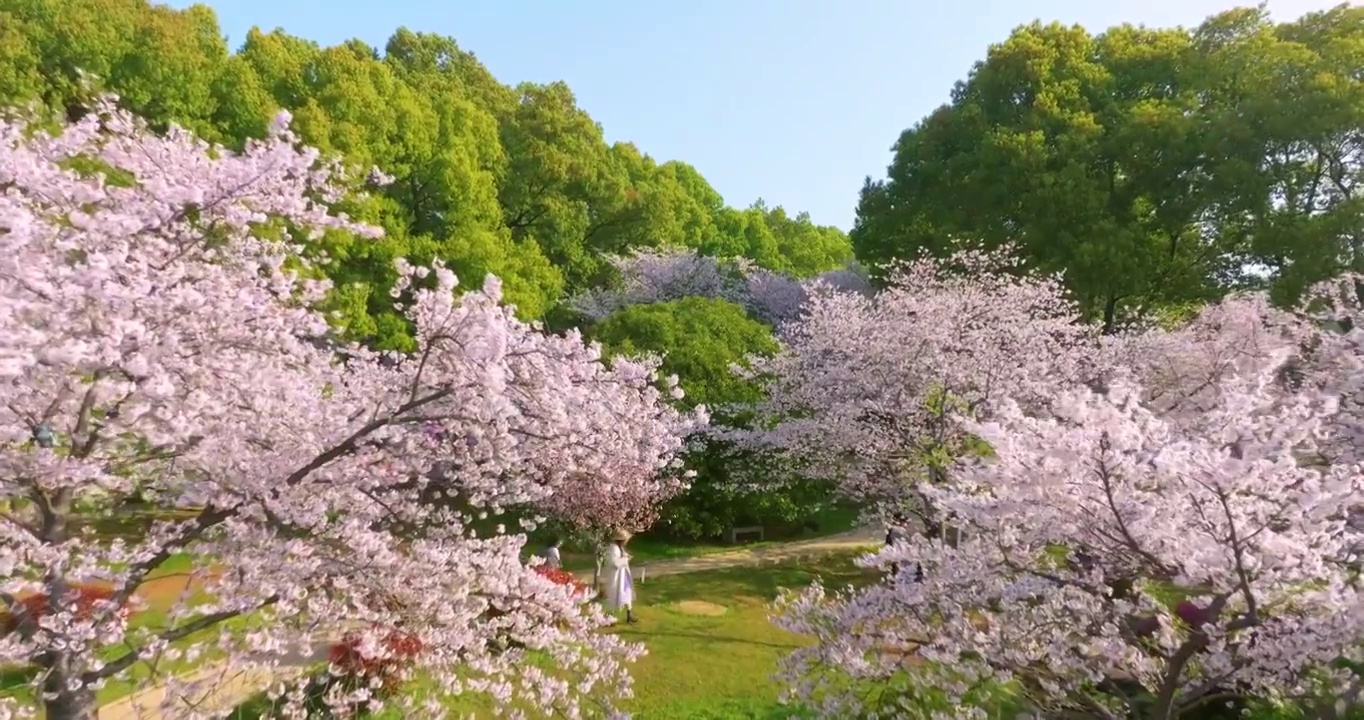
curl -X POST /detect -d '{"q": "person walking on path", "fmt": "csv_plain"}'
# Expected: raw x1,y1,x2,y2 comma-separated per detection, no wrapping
542,537,562,569
603,529,638,624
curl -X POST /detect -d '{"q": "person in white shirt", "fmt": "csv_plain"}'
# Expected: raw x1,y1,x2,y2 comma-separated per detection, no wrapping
542,537,562,569
602,529,637,624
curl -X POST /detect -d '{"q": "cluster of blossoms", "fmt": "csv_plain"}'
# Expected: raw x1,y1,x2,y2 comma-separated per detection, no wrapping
756,246,1364,718
0,100,701,719
325,628,425,702
734,246,1099,522
568,247,870,329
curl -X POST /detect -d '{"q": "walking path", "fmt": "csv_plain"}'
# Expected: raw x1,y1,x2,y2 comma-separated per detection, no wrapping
572,525,881,582
97,527,880,720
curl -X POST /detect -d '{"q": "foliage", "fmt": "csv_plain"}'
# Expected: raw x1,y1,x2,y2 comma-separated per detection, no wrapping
592,296,778,411
0,0,853,350
650,446,838,541
851,5,1364,329
0,100,702,720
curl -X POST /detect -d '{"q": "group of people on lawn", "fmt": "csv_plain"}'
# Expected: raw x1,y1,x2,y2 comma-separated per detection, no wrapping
540,529,638,624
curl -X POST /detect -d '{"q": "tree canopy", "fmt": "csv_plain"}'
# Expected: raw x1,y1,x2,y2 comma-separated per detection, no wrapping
852,4,1364,331
590,297,815,538
591,296,779,412
0,0,851,350
0,100,702,720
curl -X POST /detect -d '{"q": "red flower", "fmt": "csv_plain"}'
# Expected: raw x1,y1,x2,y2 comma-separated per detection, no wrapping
328,628,423,697
2,584,127,633
532,565,590,594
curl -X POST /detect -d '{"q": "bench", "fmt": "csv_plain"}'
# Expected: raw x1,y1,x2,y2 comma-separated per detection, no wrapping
725,525,765,545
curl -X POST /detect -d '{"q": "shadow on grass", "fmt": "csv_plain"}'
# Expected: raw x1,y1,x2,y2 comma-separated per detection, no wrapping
616,628,803,650
552,505,864,570
636,551,876,605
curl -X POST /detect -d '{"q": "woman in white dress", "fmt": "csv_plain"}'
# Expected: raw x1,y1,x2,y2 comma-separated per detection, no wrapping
542,537,562,569
602,529,637,624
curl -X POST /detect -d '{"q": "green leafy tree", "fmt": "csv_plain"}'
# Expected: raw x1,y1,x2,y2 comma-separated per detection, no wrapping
852,5,1363,330
592,297,828,538
492,82,712,292
853,20,1228,332
593,297,777,410
0,0,230,137
758,202,855,277
1194,5,1364,303
0,0,855,347
657,160,725,248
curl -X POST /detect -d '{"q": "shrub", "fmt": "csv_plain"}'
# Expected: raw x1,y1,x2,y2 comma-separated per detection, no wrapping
2,584,127,634
327,628,423,701
532,565,591,595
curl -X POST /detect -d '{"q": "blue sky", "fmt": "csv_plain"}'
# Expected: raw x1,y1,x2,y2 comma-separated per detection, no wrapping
172,0,1342,230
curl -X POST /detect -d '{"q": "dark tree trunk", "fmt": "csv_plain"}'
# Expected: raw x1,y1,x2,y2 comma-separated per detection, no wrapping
1102,295,1119,336
592,544,604,591
40,650,97,720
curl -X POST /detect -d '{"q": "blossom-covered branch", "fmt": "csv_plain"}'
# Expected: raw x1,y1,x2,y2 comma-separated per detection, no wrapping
0,99,700,719
737,245,1097,522
768,255,1364,718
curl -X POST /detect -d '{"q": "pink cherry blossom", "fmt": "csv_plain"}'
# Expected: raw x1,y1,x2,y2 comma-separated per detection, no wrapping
775,370,1364,718
736,245,1098,527
0,99,700,720
766,249,1364,718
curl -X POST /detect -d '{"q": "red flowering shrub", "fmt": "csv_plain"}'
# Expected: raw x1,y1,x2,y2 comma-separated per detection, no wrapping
327,628,423,699
2,584,126,633
532,565,590,594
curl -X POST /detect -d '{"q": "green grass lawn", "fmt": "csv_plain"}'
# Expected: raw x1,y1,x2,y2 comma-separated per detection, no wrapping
231,552,877,720
4,509,869,718
605,554,872,719
1,548,243,714
188,547,1364,720
2,612,267,714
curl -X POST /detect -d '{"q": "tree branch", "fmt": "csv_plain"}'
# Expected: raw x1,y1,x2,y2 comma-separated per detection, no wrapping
282,387,454,488
91,595,280,681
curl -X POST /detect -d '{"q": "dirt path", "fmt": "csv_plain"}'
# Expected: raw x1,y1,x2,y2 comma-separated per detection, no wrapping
97,528,881,720
571,526,881,582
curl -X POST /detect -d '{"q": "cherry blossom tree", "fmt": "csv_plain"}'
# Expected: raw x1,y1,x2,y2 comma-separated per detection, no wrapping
0,100,700,720
569,248,749,322
775,373,1364,718
568,246,870,329
736,246,1099,530
770,279,1364,718
737,260,871,327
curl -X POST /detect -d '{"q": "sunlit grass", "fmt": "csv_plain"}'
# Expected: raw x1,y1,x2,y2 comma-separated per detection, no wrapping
232,553,877,719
